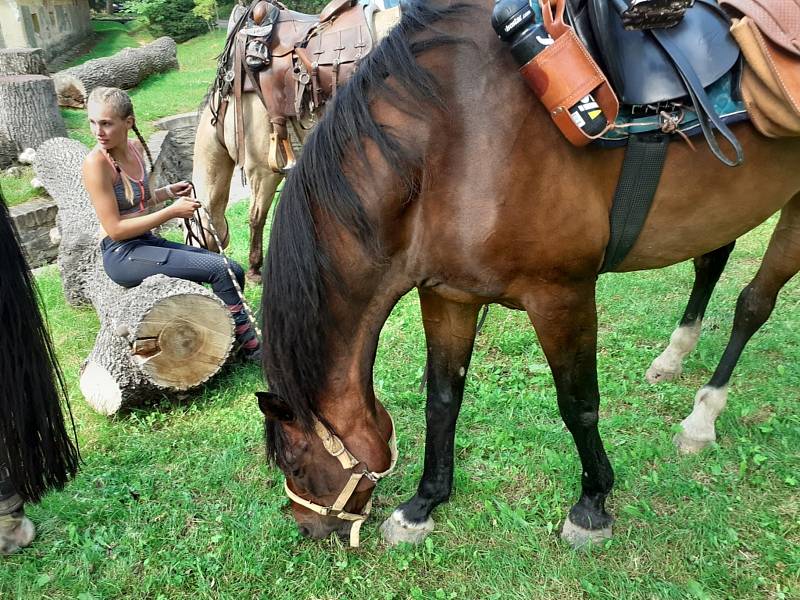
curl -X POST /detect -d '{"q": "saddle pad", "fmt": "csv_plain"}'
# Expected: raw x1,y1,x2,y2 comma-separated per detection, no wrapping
596,68,748,146
590,0,740,105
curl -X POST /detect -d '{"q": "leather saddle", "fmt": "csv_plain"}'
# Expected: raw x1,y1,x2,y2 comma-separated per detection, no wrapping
565,0,743,165
214,0,397,172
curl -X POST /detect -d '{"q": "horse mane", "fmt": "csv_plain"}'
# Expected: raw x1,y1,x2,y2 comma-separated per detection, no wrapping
0,192,80,502
262,0,471,464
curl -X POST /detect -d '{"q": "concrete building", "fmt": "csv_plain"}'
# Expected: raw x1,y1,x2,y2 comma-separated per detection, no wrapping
0,0,92,64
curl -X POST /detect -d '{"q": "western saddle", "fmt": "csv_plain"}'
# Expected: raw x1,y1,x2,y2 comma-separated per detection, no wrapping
211,0,400,172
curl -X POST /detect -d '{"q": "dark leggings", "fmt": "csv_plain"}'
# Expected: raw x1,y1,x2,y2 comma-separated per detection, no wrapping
101,233,245,306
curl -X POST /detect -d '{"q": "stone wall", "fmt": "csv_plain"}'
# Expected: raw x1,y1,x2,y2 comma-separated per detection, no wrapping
0,0,92,64
10,195,58,267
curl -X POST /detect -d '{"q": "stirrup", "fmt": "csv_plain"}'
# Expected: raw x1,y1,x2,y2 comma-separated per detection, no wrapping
621,0,694,30
267,133,297,173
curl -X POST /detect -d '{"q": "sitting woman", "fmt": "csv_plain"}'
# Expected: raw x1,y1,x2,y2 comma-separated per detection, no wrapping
82,87,260,360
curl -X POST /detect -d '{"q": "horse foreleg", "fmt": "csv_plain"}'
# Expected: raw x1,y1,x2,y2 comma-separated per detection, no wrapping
675,194,800,454
646,242,735,383
244,167,282,283
0,468,35,555
192,106,235,253
526,281,614,549
380,291,481,546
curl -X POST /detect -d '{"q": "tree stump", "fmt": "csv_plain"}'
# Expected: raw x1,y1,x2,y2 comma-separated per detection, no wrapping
33,138,235,415
52,37,179,108
0,75,66,169
0,48,48,77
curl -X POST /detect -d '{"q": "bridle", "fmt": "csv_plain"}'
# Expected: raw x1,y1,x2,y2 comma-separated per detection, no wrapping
283,413,398,547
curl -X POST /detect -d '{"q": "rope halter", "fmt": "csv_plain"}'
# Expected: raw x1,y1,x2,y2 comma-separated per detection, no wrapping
283,414,398,547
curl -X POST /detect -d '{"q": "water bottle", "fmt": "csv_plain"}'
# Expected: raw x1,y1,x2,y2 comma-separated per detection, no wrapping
491,0,608,136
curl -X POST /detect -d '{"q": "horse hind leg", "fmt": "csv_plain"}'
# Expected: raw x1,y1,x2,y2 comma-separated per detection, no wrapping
675,193,800,454
646,242,735,383
380,291,481,546
0,470,35,555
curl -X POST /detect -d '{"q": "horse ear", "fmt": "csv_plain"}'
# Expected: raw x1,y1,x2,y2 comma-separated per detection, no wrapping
256,391,294,422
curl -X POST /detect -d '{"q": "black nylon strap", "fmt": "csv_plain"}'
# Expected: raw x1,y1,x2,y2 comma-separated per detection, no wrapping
600,132,670,273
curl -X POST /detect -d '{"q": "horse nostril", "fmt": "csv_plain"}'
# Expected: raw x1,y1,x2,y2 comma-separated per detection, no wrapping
298,525,311,538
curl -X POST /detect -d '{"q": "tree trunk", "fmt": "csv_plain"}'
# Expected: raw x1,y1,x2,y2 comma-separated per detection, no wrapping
0,75,66,169
52,37,179,108
0,48,48,76
33,138,235,415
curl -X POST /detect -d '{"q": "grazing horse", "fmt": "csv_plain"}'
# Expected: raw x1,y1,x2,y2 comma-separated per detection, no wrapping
257,0,800,548
0,192,79,554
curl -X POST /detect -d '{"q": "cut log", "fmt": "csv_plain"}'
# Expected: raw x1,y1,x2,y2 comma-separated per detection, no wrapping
33,137,235,415
0,75,66,169
0,48,48,76
52,37,179,108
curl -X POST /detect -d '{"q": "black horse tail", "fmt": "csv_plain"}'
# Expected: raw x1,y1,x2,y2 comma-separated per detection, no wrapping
0,190,79,503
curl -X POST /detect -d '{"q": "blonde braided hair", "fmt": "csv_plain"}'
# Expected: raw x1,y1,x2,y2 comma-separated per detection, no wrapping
87,87,154,207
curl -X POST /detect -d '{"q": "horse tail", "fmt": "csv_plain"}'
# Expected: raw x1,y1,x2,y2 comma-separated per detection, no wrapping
0,192,79,503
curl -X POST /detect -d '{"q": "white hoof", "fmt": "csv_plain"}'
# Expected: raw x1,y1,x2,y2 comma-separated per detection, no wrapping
645,361,682,383
560,517,612,550
673,431,714,455
0,514,36,555
673,385,727,455
380,509,435,546
646,322,701,384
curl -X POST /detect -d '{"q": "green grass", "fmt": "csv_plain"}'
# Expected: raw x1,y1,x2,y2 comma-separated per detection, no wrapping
63,20,152,69
0,203,797,599
0,167,39,207
62,27,225,147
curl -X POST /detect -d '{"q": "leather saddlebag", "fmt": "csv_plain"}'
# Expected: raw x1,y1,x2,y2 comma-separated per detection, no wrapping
731,16,800,137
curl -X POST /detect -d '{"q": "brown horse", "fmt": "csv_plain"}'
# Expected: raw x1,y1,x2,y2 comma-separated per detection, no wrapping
257,0,800,548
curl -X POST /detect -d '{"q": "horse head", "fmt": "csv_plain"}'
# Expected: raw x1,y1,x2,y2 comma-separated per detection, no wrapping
257,391,396,545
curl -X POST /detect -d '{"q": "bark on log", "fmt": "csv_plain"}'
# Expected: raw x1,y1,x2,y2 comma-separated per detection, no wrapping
0,75,66,169
52,37,179,108
33,137,235,415
0,48,48,76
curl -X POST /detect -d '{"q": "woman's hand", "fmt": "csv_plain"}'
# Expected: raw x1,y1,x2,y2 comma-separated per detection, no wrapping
166,181,194,198
168,198,202,219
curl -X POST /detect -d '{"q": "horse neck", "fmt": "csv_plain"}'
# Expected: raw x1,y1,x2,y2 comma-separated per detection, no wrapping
314,224,410,431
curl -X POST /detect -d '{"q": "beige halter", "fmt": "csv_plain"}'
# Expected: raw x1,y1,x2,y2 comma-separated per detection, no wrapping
283,413,398,547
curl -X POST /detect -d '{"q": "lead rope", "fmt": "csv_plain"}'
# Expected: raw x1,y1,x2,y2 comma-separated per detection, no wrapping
185,182,263,343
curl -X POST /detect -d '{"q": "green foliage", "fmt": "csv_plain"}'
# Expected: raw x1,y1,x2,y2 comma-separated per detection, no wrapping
193,0,218,30
126,0,208,42
0,167,40,207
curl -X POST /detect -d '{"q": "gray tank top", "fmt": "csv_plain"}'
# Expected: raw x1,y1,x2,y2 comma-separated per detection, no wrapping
103,142,152,217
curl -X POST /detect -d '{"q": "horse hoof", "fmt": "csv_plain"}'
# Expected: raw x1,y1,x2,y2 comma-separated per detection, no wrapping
0,514,35,555
560,517,612,550
673,431,713,455
380,509,434,546
645,362,681,384
246,271,262,284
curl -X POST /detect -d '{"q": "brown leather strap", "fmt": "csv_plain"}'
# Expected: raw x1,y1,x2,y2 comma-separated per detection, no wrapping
234,37,246,167
215,98,228,147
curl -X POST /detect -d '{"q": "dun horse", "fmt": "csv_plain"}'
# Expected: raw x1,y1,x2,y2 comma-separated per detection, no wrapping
192,0,399,281
258,0,800,547
0,192,79,555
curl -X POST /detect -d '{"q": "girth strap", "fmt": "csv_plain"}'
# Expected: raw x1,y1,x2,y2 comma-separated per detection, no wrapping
599,132,670,273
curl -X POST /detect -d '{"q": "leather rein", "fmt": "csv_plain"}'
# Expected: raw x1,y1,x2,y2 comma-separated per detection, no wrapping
283,413,398,547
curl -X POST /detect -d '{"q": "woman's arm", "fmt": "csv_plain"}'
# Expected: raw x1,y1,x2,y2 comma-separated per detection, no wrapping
83,152,200,242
